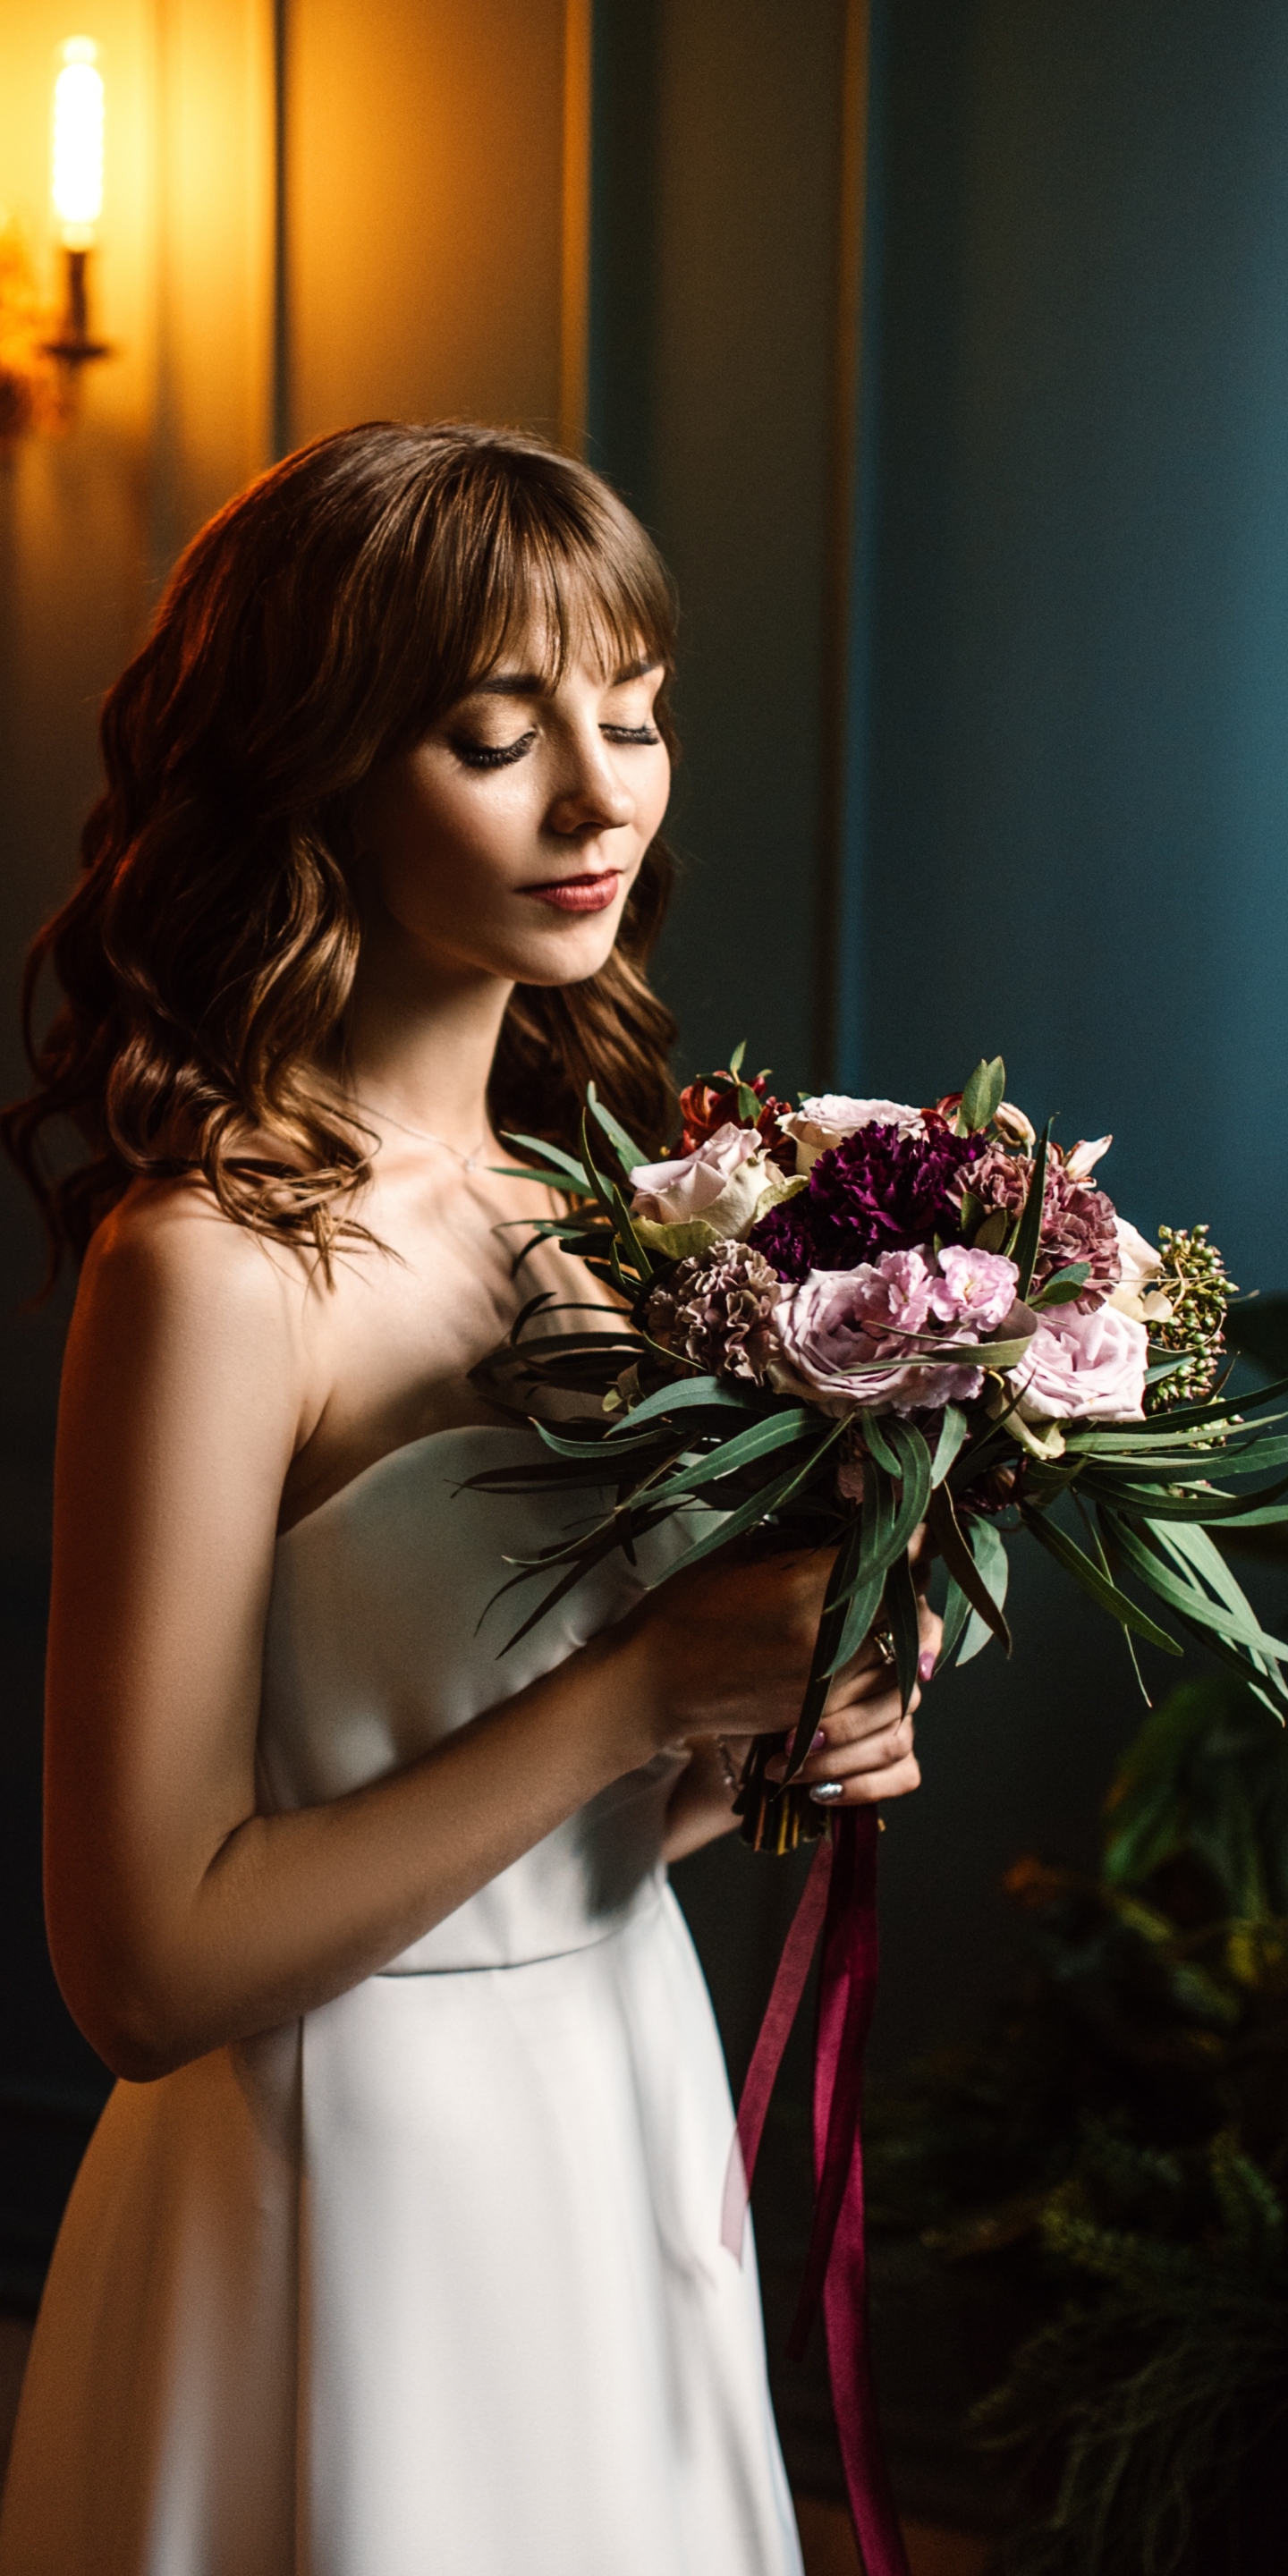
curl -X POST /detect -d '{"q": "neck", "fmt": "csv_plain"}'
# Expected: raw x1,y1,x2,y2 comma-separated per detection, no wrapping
343,919,513,1147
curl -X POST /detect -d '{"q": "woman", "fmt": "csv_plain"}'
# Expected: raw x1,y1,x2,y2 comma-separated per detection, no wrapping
0,423,930,2576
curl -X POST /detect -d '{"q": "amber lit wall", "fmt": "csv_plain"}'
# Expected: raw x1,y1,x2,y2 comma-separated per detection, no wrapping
0,0,865,2297
0,0,597,2299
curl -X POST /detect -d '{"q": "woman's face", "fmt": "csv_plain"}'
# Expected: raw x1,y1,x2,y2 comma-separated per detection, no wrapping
354,631,672,988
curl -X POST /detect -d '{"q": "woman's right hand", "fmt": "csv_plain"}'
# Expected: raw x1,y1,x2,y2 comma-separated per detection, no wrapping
622,1543,863,1743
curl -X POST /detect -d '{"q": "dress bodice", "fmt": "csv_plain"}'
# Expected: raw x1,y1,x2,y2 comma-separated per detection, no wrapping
259,1426,690,1971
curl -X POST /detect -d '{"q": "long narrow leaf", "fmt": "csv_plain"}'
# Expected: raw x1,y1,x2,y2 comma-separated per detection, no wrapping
632,1410,818,1510
928,1487,1013,1653
784,1513,868,1777
883,1418,935,1565
824,1458,895,1674
490,1504,681,1653
1022,1509,1181,1655
931,1405,970,1487
937,1575,972,1670
640,1424,847,1593
586,1087,648,1175
1104,1514,1288,1662
957,1515,1010,1665
609,1184,655,1284
1011,1123,1051,1301
605,1376,758,1436
498,1131,590,1190
886,1548,922,1712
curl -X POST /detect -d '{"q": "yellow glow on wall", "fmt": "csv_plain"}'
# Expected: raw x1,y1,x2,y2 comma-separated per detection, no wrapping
52,37,104,247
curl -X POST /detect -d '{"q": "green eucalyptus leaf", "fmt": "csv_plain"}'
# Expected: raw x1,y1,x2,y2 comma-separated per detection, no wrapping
961,1055,1006,1132
973,1208,1012,1254
1031,1262,1092,1309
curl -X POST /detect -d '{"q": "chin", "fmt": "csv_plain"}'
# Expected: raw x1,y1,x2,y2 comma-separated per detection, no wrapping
505,903,630,988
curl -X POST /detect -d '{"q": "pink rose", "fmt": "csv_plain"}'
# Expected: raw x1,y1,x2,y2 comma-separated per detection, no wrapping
1015,1301,1148,1422
630,1122,763,1226
928,1244,1019,1332
775,1250,989,1416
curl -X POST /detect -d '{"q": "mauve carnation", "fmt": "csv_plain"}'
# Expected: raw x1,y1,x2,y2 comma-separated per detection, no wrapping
970,1144,1121,1308
749,1121,985,1282
645,1241,783,1383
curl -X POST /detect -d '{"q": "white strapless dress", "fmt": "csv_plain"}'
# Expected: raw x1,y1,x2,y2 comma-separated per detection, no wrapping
0,1428,802,2576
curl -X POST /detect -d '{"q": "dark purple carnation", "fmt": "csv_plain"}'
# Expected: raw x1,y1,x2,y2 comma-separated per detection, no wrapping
749,1122,985,1282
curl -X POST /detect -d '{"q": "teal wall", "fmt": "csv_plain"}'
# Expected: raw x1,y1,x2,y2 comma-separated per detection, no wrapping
589,0,848,1093
850,0,1288,1292
590,0,1288,2115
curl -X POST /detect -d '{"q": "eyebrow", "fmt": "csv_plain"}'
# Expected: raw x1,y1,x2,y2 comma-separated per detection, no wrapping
470,653,661,698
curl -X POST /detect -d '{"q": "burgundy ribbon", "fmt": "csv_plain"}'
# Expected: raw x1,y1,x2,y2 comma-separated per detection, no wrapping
721,1810,909,2576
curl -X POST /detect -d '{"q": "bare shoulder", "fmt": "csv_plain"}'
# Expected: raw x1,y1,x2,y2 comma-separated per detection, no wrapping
81,1175,306,1319
67,1178,316,1453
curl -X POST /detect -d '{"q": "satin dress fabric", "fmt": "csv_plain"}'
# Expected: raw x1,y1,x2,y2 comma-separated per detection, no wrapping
0,1427,803,2576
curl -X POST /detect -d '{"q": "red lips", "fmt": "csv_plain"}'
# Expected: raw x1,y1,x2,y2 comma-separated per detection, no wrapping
521,870,621,914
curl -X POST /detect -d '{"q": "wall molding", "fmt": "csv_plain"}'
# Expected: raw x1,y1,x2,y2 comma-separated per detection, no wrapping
559,0,593,454
814,0,872,1088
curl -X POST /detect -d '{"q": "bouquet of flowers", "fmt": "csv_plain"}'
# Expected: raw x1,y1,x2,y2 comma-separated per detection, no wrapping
471,1050,1288,1852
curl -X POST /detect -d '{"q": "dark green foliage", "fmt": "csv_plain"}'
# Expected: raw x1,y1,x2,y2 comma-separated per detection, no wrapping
866,1676,1288,2573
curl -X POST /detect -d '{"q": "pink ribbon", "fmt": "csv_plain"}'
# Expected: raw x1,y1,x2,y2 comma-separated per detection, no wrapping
720,1810,910,2576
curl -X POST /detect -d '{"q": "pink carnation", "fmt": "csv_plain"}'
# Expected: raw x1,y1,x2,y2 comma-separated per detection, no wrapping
928,1244,1020,1332
775,1247,1000,1415
1015,1301,1148,1422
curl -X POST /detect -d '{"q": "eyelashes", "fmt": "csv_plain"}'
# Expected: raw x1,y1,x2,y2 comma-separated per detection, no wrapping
451,724,661,772
452,732,536,770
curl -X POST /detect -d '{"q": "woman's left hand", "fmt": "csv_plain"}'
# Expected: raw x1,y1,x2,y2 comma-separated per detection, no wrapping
750,1586,940,1807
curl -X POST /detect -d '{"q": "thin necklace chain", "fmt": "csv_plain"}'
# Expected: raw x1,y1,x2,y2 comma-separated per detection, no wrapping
352,1097,489,1174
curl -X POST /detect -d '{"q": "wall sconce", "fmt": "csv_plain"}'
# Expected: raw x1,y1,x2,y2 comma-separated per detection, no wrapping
44,37,111,367
0,32,112,449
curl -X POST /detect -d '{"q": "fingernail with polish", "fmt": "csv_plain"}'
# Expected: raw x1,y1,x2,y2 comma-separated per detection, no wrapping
810,1729,826,1750
809,1781,844,1805
919,1648,936,1682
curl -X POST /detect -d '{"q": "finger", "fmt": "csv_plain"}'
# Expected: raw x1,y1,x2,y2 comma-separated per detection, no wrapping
809,1751,921,1807
822,1680,919,1743
817,1713,917,1780
766,1705,916,1786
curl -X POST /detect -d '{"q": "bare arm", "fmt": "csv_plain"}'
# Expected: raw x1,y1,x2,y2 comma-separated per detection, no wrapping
47,1193,923,2082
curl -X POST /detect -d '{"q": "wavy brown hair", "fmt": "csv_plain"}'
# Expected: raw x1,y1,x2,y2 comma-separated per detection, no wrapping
3,420,680,1275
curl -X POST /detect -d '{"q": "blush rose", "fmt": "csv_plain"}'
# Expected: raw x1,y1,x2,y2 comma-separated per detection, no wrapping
1015,1301,1148,1423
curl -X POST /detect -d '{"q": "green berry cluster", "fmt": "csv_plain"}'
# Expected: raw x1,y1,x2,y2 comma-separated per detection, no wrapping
1146,1223,1234,1411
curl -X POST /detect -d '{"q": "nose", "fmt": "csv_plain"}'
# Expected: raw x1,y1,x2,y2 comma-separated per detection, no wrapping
546,722,636,839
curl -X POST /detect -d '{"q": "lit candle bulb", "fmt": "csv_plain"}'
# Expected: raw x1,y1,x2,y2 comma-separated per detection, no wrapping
47,36,108,363
52,38,104,248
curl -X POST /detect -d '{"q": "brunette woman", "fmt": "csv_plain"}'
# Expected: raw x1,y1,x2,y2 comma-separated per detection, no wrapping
0,423,930,2576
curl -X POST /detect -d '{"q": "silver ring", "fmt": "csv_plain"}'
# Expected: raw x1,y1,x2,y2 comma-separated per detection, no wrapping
714,1737,741,1798
809,1781,844,1804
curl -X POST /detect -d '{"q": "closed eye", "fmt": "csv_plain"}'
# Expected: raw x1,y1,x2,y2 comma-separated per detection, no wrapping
451,731,537,769
601,724,661,745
